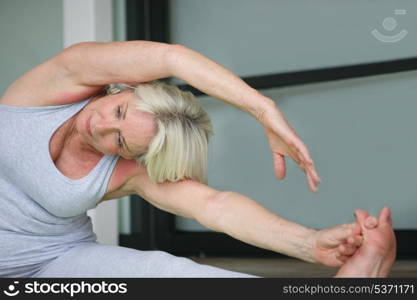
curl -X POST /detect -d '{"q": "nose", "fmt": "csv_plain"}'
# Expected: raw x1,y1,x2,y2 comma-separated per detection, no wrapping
94,117,119,135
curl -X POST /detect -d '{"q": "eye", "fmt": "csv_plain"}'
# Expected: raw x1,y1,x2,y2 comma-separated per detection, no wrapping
116,105,123,148
117,132,123,148
116,105,122,118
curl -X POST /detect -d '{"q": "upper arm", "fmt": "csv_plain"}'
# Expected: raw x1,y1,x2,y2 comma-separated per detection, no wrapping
1,41,175,107
120,164,221,221
61,41,174,87
1,45,102,106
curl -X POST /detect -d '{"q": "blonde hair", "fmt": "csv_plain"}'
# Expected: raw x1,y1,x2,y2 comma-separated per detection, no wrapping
107,81,213,184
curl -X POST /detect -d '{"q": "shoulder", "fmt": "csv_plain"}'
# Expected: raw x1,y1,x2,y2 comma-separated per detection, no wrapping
100,157,145,201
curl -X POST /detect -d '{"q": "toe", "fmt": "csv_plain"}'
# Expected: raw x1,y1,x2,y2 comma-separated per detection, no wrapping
364,216,378,229
379,206,393,226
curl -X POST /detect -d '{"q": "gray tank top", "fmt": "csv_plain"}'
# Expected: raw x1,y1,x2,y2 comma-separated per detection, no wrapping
0,98,120,276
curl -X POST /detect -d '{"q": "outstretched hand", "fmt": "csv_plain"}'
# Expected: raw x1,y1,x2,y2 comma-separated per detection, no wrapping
259,103,321,192
308,210,384,268
308,222,363,267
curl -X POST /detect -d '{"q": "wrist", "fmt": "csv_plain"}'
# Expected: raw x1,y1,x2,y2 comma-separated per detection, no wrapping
298,228,318,263
247,93,276,124
271,221,317,263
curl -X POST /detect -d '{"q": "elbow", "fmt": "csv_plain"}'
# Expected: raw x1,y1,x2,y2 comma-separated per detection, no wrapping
63,41,99,52
170,43,188,52
60,42,92,61
59,41,103,63
56,42,95,73
197,190,233,232
165,43,190,77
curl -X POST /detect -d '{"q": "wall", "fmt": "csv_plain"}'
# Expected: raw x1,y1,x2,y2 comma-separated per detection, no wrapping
178,71,417,230
0,0,63,95
170,0,417,76
169,0,417,231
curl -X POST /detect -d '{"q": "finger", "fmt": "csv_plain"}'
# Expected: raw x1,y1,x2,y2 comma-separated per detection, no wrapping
303,161,321,192
293,141,321,184
286,148,318,192
287,148,309,178
302,161,320,192
335,253,349,263
267,123,319,186
379,206,393,226
301,154,321,185
347,235,363,247
332,223,359,242
306,171,318,193
338,244,357,256
364,216,378,229
273,152,286,180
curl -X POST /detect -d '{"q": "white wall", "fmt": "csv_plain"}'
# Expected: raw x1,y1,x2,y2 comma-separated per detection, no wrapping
63,0,113,47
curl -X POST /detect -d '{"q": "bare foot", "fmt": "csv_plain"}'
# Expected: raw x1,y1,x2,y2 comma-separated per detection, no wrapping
335,207,396,278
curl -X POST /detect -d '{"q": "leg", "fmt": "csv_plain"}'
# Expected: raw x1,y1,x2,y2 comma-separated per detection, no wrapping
32,242,258,278
335,207,396,277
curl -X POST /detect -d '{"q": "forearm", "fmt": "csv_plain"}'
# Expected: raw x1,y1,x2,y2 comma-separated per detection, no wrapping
167,45,275,121
64,41,275,120
62,41,173,87
198,191,317,263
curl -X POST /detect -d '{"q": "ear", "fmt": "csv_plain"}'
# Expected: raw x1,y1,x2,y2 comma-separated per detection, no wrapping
106,86,123,95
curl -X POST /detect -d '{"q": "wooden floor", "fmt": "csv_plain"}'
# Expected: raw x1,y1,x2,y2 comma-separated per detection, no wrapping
191,257,417,277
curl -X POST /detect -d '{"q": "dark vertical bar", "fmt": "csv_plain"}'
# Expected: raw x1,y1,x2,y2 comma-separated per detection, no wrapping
122,0,172,251
148,0,169,42
125,0,169,42
140,0,174,250
125,0,145,41
123,0,151,250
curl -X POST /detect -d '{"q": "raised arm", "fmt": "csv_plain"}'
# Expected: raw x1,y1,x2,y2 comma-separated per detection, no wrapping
122,168,361,267
2,41,320,191
3,40,256,108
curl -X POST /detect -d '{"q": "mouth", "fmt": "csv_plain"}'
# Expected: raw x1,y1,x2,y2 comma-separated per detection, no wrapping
86,116,93,137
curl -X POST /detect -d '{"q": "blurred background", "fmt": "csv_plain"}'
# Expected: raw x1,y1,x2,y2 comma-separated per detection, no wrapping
1,0,416,276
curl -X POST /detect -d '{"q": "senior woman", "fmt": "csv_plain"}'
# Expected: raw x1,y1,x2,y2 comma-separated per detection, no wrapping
0,41,394,277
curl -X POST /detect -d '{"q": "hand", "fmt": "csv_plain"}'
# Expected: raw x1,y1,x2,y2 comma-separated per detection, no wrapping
308,211,382,267
259,103,321,192
308,222,363,267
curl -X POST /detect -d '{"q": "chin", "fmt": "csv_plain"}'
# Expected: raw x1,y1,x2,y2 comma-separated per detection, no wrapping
93,146,109,156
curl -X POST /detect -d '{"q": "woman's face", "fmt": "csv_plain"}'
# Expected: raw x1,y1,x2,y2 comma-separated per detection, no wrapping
76,91,156,159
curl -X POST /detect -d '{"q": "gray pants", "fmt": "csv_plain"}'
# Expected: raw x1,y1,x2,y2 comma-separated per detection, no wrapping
32,242,257,278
